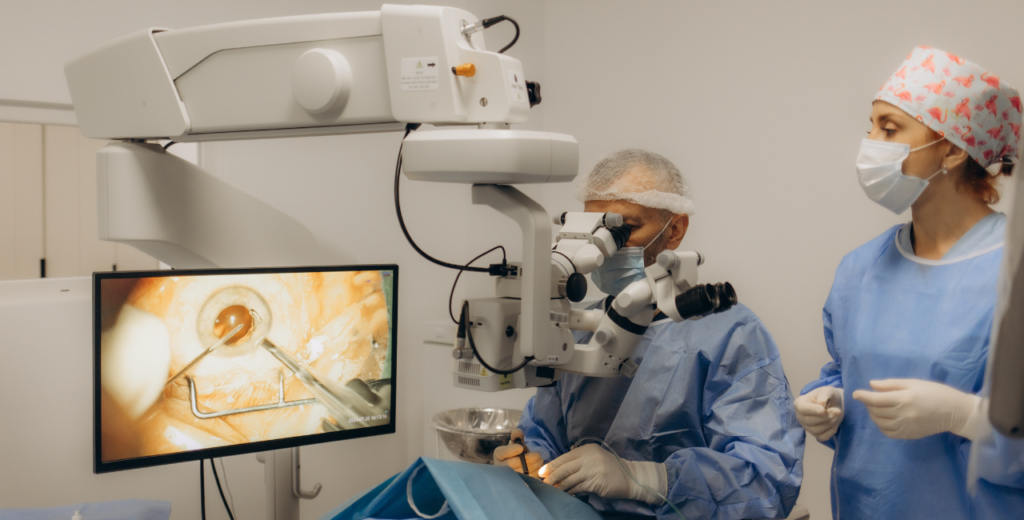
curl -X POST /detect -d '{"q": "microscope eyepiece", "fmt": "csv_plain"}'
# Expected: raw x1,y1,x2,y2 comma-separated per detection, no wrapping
674,282,738,320
607,224,633,249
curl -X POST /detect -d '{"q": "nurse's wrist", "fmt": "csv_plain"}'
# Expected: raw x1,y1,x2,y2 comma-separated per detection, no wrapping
952,393,988,441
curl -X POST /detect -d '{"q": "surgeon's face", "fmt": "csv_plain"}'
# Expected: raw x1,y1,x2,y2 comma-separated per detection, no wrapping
868,101,952,179
584,181,689,266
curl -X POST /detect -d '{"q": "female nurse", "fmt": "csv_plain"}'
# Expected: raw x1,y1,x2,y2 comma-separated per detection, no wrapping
795,46,1024,519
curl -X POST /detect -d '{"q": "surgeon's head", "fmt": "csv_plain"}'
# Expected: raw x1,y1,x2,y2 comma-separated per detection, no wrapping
870,46,1020,207
577,149,693,267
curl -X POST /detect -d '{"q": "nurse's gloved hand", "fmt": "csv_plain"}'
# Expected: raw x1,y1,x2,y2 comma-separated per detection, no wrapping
853,379,985,441
794,386,845,442
493,428,543,477
540,444,667,505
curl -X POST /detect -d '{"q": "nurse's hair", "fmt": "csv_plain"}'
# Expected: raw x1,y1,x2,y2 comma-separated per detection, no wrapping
929,128,1016,205
575,148,695,218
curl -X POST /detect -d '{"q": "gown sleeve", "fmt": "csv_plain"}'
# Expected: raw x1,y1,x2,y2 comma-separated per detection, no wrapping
801,307,843,393
518,386,569,464
658,311,805,520
798,290,845,450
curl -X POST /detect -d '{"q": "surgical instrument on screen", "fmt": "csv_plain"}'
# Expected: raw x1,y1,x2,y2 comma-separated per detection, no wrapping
164,323,244,389
186,371,318,419
259,338,389,428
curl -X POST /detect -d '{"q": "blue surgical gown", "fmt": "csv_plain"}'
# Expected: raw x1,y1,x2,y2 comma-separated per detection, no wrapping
518,302,805,520
803,212,1024,519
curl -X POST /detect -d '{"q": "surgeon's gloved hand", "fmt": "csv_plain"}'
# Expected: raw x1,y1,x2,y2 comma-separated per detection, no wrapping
493,428,543,477
852,379,985,441
540,444,667,505
794,386,845,442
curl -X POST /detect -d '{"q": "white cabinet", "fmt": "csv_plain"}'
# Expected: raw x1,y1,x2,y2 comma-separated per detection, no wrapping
0,123,158,280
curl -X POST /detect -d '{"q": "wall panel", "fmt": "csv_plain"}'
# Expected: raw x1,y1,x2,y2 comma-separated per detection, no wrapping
0,123,44,281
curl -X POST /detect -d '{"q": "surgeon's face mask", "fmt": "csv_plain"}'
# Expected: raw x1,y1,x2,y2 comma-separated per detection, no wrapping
856,138,947,215
591,220,672,296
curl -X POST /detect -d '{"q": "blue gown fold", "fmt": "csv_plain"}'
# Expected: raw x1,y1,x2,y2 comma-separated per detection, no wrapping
519,302,804,520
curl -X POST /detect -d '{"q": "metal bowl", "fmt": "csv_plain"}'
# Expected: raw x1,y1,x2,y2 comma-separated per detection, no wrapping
432,408,521,464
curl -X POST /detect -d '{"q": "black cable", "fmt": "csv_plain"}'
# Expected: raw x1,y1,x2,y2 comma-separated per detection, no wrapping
448,246,507,323
461,301,533,374
210,459,236,520
393,124,491,273
551,250,577,273
163,141,177,150
219,459,236,516
482,16,520,54
200,460,206,520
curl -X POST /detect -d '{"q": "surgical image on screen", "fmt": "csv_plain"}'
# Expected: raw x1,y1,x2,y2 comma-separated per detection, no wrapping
98,270,394,462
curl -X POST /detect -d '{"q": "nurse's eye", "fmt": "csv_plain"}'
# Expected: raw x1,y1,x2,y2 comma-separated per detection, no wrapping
883,128,897,137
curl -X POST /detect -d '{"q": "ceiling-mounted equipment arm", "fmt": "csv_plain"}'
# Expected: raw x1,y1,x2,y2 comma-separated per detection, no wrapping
65,5,535,142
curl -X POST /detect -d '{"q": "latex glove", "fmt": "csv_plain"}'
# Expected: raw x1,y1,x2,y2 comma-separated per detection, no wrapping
493,428,543,477
539,444,667,505
794,386,845,442
852,379,985,441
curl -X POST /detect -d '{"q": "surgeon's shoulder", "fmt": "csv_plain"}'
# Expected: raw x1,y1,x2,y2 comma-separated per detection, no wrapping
659,302,779,359
835,224,902,277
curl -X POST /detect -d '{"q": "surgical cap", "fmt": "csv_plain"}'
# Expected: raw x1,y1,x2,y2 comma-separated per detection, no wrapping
877,46,1022,169
575,149,696,215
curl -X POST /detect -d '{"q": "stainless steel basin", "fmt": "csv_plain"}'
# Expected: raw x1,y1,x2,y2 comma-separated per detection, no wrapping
433,408,522,464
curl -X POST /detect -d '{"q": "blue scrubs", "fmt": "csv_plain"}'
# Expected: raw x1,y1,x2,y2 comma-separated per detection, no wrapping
804,212,1024,519
518,302,804,520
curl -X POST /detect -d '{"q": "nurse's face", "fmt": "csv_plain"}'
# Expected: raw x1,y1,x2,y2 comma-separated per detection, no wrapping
868,101,950,179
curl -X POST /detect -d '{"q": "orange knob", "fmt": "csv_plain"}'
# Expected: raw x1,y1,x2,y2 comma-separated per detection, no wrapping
453,63,476,77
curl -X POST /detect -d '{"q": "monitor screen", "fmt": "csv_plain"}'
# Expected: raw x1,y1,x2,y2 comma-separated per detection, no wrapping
93,265,397,473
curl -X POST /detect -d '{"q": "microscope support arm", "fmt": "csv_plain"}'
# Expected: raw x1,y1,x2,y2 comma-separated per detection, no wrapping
471,185,552,362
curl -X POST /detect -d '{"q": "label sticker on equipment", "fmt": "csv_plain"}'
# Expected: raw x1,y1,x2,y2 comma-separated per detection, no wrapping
500,375,512,389
401,57,440,91
509,69,528,104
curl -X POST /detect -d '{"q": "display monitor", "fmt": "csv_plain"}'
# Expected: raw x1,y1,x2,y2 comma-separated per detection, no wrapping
93,265,397,473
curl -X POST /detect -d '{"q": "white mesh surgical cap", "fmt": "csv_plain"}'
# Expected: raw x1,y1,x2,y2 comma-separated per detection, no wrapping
574,149,695,215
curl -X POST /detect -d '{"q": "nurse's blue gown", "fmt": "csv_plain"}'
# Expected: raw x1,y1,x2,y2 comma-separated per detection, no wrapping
803,213,1024,519
518,302,805,520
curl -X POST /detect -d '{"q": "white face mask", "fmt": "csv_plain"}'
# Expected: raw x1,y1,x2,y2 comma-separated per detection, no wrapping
856,138,947,215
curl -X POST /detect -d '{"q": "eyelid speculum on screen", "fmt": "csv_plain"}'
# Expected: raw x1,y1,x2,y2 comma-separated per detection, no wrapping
94,266,396,472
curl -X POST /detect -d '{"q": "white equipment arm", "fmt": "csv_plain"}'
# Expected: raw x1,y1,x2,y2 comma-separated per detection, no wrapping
64,4,578,270
66,5,532,141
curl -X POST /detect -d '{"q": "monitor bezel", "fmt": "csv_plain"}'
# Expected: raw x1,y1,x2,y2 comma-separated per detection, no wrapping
93,264,399,474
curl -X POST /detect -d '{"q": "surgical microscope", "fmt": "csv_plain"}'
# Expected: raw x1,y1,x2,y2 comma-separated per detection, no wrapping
64,4,735,518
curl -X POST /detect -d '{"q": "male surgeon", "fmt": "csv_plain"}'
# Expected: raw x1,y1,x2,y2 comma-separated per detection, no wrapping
495,149,804,520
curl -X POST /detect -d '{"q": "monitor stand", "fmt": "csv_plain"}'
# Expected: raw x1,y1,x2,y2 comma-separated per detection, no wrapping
256,448,322,520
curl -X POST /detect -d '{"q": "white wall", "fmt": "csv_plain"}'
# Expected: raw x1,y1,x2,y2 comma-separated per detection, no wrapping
2,1,1023,520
